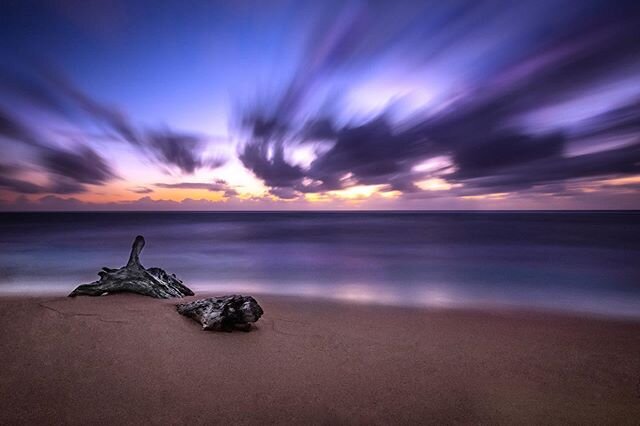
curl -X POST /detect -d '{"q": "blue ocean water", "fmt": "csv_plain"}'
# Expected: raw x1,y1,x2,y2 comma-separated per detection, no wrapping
0,211,639,317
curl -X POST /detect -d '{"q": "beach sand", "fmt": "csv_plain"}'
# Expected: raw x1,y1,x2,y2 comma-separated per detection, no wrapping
0,294,639,425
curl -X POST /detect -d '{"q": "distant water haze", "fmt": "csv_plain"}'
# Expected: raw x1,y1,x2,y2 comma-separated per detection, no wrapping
1,212,638,318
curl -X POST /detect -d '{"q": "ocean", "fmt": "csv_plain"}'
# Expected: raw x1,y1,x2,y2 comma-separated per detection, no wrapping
1,211,639,317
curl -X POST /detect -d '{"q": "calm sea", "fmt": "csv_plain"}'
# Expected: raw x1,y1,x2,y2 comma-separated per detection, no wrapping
1,211,638,317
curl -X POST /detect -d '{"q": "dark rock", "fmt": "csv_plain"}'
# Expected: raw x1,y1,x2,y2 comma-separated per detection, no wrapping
177,295,264,331
68,236,194,299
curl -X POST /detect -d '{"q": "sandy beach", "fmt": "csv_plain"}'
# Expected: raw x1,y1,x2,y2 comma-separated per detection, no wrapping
0,294,639,425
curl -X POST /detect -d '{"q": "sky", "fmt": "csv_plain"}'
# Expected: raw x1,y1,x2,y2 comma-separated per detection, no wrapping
0,0,639,210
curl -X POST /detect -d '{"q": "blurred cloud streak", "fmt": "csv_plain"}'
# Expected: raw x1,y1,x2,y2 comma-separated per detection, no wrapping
1,0,639,208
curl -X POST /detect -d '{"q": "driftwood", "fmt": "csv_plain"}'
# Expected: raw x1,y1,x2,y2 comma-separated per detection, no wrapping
69,235,194,299
177,295,263,331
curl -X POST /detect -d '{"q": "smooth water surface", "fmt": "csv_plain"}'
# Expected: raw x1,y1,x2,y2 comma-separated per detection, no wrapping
1,211,638,317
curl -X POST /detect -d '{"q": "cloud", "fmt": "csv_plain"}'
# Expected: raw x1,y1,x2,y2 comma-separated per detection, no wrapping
3,1,640,207
154,180,237,197
453,142,640,195
448,132,566,180
3,183,640,212
129,186,153,194
574,97,640,139
269,187,299,200
304,117,429,191
0,107,40,147
0,194,268,211
0,174,47,194
233,1,640,201
0,108,116,194
1,64,226,175
39,145,115,185
0,67,73,119
155,181,224,191
45,67,228,174
145,130,209,174
0,160,94,195
238,141,304,188
1,66,230,199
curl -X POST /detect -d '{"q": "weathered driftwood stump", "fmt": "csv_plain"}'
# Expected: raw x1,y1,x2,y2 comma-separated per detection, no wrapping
68,235,194,298
177,295,263,331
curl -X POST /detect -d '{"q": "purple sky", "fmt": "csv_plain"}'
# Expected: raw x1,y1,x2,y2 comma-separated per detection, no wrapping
1,0,639,210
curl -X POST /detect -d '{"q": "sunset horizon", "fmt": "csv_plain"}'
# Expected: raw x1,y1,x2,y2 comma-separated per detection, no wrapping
2,1,640,211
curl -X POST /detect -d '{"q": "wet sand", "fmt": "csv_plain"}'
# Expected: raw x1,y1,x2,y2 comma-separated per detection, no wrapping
1,294,639,425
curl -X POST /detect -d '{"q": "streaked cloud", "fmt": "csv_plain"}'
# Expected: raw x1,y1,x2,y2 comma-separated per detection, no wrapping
1,0,639,208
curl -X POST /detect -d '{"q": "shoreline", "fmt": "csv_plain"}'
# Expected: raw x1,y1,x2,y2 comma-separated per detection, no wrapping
2,290,639,322
1,294,639,424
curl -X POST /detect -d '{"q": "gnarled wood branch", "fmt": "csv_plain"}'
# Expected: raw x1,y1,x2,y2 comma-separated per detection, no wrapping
177,295,263,331
69,235,194,299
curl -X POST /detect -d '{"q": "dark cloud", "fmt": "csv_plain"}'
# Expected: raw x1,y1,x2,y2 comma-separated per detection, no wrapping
3,0,640,206
0,174,47,194
129,186,153,194
449,132,565,180
145,130,207,174
234,1,640,200
238,141,304,188
0,107,39,147
269,187,299,200
1,65,222,201
224,188,238,198
46,68,227,174
155,182,223,191
453,142,640,195
1,65,226,175
0,161,92,195
0,109,115,194
0,68,73,119
574,97,640,139
39,145,115,185
235,3,370,188
46,178,88,194
300,119,337,141
306,117,430,190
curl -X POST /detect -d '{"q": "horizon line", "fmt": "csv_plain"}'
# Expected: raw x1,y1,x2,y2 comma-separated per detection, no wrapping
1,209,639,214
